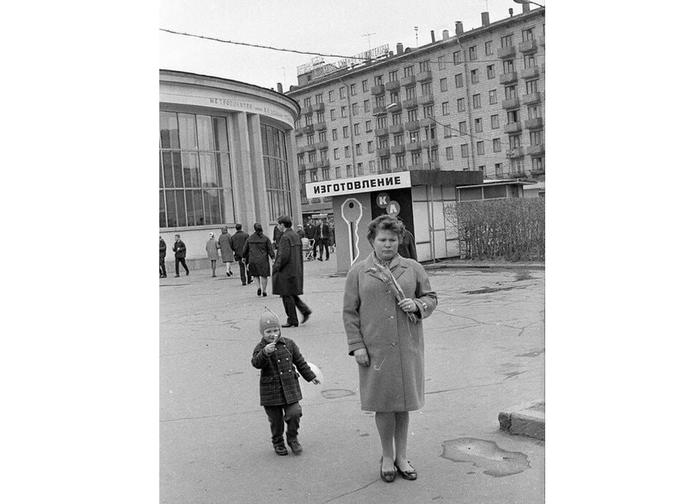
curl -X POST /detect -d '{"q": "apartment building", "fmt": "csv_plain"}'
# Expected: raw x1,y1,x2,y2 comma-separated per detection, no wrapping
287,5,544,210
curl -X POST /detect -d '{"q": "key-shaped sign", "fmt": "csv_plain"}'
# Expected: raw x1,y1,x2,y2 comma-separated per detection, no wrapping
341,198,363,265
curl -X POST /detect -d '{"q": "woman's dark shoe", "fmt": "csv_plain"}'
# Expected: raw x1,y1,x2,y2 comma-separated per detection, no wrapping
262,292,267,297
273,444,288,456
394,460,417,481
257,288,261,296
380,457,396,483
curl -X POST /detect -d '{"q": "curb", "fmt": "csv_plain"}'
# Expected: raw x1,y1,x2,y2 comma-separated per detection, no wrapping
498,400,545,441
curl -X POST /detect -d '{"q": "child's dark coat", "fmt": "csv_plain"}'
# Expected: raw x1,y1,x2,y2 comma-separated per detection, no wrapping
251,336,316,406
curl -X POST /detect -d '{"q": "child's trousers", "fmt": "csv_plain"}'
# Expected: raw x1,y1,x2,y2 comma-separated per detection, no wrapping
264,402,302,445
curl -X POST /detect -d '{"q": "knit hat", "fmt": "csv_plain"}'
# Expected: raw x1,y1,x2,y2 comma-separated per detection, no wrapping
259,308,281,335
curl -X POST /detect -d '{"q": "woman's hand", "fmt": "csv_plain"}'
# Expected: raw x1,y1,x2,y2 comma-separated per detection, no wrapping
398,298,418,313
354,348,370,367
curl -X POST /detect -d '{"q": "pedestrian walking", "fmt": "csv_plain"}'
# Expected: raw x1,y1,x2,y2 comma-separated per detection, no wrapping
205,232,219,277
313,217,331,261
231,223,252,285
218,227,235,277
251,308,320,456
342,215,437,483
172,234,189,277
242,223,275,297
159,236,167,278
273,224,283,251
272,215,312,327
295,224,305,240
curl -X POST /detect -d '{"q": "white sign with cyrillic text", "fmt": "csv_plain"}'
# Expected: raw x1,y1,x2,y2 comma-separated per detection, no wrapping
305,171,411,198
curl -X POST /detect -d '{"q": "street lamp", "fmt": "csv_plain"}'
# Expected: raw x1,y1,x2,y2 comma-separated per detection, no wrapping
513,0,545,8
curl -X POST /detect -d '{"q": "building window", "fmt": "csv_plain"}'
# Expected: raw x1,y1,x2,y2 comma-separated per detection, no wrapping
351,103,358,115
409,130,420,143
261,123,292,222
365,120,372,132
443,125,452,138
380,157,390,173
442,101,450,115
423,105,433,118
367,140,374,153
394,154,405,169
356,143,362,154
453,50,461,65
476,141,485,155
392,112,402,126
350,83,357,96
393,134,404,146
457,98,465,112
501,34,513,48
461,143,468,158
478,165,485,172
353,123,359,135
509,134,521,149
507,109,520,124
495,163,503,177
492,138,502,152
489,89,498,104
530,130,543,145
438,55,446,70
503,59,514,73
468,46,477,61
389,91,400,105
407,109,418,122
346,165,352,177
330,109,336,120
344,146,350,158
485,40,493,55
322,167,330,180
159,112,230,228
318,131,327,142
306,134,314,146
389,70,398,82
411,151,422,165
362,79,368,92
473,94,481,109
532,156,544,172
522,27,534,41
487,65,495,79
455,73,464,88
339,86,346,99
333,148,340,160
364,99,370,113
308,151,316,163
378,137,388,149
304,113,312,126
376,115,387,129
440,78,448,92
505,85,517,100
459,121,467,135
376,94,386,107
420,82,432,96
356,162,363,176
419,60,430,72
335,166,341,178
491,114,500,129
369,160,376,173
524,54,536,69
406,86,416,99
343,126,349,138
474,118,482,133
310,169,318,182
527,104,542,119
341,106,347,118
332,129,338,141
404,65,414,77
526,79,539,94
374,75,383,85
328,90,335,102
319,148,327,161
303,97,312,108
470,69,479,84
446,146,454,160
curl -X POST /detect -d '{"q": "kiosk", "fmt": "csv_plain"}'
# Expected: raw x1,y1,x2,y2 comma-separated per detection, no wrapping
305,170,483,274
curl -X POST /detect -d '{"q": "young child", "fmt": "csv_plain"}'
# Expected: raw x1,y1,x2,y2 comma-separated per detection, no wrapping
251,309,319,456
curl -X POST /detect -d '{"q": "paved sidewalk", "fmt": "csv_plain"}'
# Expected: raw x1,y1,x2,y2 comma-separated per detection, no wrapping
160,256,544,504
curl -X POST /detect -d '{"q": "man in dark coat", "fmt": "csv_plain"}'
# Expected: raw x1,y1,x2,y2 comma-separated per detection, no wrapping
159,236,167,278
273,224,283,251
272,215,312,327
313,218,331,261
231,223,252,285
172,234,189,277
398,227,418,261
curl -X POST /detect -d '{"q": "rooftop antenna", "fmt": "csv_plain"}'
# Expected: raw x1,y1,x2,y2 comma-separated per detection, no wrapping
361,32,375,52
414,26,418,46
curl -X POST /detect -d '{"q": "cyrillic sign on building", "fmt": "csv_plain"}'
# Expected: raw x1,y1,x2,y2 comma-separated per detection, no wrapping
305,171,411,198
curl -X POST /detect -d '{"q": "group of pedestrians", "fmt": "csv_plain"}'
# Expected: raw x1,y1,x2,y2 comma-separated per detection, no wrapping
160,235,189,278
297,217,334,261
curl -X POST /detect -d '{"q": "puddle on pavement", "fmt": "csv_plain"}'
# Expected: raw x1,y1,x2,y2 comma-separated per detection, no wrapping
503,370,526,380
462,285,526,295
516,349,544,358
440,437,530,477
513,271,534,282
321,389,355,399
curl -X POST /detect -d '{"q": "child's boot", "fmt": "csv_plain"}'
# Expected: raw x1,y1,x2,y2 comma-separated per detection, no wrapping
287,438,303,455
273,443,288,456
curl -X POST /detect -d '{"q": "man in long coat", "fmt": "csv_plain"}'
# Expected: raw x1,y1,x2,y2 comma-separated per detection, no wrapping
159,236,167,278
313,218,331,261
272,215,312,327
218,227,235,277
172,234,189,277
231,223,252,285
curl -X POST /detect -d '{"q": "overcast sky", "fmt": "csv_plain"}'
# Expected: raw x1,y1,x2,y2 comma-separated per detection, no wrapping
160,0,531,91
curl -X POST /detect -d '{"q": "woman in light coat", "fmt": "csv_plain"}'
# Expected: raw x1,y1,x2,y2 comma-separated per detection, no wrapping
205,232,219,277
343,215,437,483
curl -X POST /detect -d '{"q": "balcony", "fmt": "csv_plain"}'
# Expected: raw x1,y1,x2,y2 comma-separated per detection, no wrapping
506,146,525,158
302,144,316,153
407,164,423,171
502,97,520,110
402,98,418,109
400,75,416,86
371,84,385,95
377,146,390,157
416,70,433,82
522,92,541,105
419,117,435,128
314,121,327,131
315,140,329,150
518,39,538,54
372,105,387,115
390,145,405,155
303,124,315,134
375,127,389,137
298,163,306,171
406,120,421,131
521,66,539,80
319,158,330,168
423,160,440,170
294,127,304,137
504,121,522,134
300,106,313,115
530,167,545,176
499,72,518,85
309,160,322,170
312,102,325,112
421,138,438,149
407,141,422,152
527,144,545,156
524,117,544,130
497,46,516,59
389,124,404,134
385,80,400,91
538,36,545,47
418,94,434,106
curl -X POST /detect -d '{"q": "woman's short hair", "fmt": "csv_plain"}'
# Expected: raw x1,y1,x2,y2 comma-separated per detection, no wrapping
367,215,404,243
277,215,292,228
253,222,263,233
